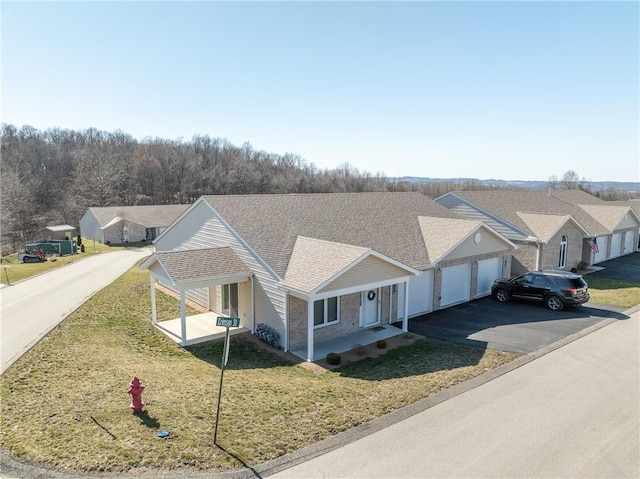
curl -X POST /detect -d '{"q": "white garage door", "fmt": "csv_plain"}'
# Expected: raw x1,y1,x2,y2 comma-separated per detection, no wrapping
610,233,622,259
593,236,608,264
623,230,635,255
477,257,502,297
400,270,434,318
441,263,471,308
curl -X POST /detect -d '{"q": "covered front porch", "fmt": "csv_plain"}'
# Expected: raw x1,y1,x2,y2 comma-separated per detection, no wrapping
291,323,403,362
140,247,254,347
155,312,249,346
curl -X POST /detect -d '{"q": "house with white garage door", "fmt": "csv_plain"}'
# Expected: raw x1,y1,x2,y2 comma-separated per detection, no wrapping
140,192,515,361
436,189,639,273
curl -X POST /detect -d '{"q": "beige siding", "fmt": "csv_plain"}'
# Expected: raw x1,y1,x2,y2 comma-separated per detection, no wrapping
79,211,104,243
442,227,511,262
318,256,408,295
155,200,286,344
616,214,639,230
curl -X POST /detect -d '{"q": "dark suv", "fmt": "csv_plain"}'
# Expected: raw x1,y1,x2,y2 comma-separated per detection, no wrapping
491,271,589,311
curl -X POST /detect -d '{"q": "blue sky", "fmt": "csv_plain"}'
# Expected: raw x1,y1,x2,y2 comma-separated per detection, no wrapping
2,1,638,182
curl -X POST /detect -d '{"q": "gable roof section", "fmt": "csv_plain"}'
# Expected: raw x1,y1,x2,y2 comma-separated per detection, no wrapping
516,212,589,243
450,190,606,237
418,216,515,263
435,192,532,241
88,205,189,228
42,224,76,232
140,247,251,288
202,192,460,275
282,236,414,295
577,204,640,231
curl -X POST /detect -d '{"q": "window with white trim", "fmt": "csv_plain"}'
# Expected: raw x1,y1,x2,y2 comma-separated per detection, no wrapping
313,296,339,327
559,235,567,268
221,283,238,317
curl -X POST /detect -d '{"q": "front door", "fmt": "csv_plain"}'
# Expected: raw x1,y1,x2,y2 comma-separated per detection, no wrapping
362,289,379,327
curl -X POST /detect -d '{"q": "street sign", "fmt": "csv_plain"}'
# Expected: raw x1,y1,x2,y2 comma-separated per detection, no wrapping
216,317,240,328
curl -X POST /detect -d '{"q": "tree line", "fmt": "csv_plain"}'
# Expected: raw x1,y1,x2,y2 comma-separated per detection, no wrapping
0,124,632,255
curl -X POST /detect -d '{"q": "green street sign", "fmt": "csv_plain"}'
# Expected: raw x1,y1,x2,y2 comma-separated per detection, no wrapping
216,317,240,328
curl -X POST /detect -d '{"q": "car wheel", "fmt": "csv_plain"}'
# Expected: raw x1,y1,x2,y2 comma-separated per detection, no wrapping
546,295,564,311
494,288,510,303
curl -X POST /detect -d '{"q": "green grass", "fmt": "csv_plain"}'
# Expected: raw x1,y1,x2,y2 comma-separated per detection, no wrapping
0,239,146,285
586,276,640,309
1,267,519,474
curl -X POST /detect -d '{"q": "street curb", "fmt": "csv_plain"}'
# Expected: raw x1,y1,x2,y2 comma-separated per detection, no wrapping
2,306,637,479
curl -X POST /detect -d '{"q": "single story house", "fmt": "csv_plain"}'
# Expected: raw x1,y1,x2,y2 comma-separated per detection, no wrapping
436,190,640,274
609,199,640,251
79,205,189,244
140,192,515,361
38,224,76,241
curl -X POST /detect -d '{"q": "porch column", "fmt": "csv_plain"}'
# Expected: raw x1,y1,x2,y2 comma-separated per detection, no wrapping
149,276,157,325
250,275,256,334
402,280,409,332
180,290,187,346
307,298,314,362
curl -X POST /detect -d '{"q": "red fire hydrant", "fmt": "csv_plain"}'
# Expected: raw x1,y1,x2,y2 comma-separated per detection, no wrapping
128,376,145,413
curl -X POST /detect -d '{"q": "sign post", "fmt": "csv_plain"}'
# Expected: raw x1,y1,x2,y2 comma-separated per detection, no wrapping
213,316,240,444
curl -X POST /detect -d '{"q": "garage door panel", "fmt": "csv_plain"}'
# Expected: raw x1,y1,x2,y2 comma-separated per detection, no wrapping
610,233,622,259
623,231,635,255
441,263,471,308
477,257,502,297
593,236,608,264
405,270,434,317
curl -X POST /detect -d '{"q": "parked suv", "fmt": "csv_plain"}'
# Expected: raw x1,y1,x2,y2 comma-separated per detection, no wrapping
491,271,589,311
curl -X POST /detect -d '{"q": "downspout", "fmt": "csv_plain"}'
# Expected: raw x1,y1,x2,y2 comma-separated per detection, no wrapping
283,291,289,353
536,241,542,271
389,285,393,324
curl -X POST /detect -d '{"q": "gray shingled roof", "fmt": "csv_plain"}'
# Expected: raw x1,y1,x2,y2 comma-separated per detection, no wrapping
153,247,251,284
88,205,189,228
202,192,461,276
418,216,482,263
282,236,371,294
452,190,609,237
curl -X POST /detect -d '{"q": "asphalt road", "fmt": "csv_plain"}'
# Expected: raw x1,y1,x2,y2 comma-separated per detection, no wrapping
271,309,640,479
0,248,150,374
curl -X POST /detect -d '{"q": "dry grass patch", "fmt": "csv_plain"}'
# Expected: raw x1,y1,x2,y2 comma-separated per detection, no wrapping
1,267,518,475
586,276,640,309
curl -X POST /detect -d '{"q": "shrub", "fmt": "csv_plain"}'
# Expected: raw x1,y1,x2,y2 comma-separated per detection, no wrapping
326,352,341,365
76,235,82,246
80,244,85,253
376,339,387,349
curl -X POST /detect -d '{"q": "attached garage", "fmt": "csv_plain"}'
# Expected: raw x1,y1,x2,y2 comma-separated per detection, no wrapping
400,270,434,318
609,233,622,259
476,257,502,297
440,263,471,308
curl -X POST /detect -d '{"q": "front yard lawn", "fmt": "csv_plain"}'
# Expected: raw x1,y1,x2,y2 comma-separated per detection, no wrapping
1,267,518,474
586,276,640,309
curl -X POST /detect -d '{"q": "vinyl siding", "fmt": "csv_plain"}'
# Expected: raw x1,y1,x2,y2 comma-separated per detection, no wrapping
155,200,286,340
441,228,510,261
317,256,409,295
79,211,103,243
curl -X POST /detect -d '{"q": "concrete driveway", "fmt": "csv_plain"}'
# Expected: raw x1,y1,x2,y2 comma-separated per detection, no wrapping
0,248,150,374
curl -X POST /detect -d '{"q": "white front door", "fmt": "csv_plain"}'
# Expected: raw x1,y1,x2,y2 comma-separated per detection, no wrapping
362,289,379,327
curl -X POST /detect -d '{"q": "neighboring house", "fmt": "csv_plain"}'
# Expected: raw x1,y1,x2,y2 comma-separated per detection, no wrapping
436,190,640,274
140,192,515,361
79,205,189,244
38,224,76,241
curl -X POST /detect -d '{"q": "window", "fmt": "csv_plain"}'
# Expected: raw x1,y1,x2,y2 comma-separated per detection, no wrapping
313,296,339,327
221,283,238,317
559,235,567,269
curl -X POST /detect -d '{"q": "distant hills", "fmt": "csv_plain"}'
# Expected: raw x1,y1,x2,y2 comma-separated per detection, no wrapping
396,177,640,194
